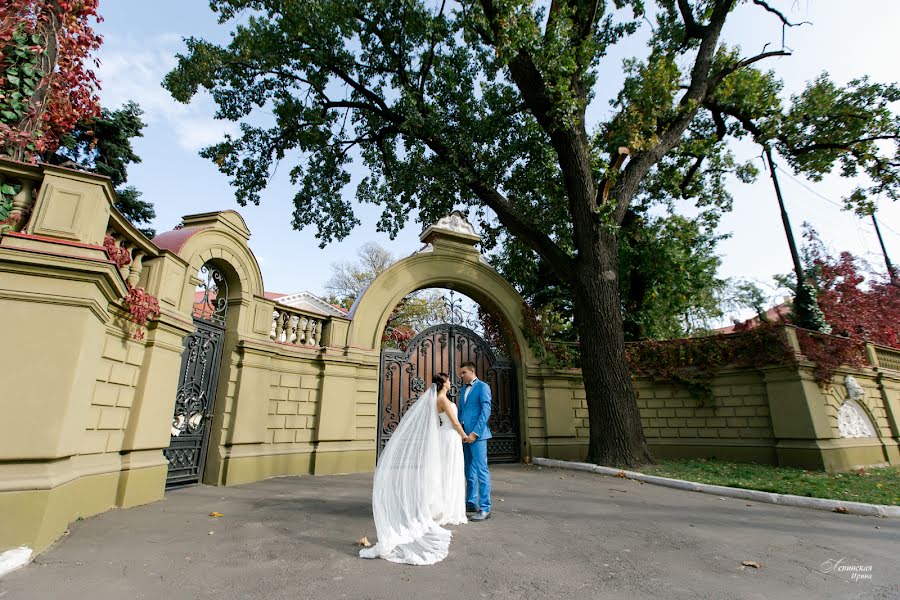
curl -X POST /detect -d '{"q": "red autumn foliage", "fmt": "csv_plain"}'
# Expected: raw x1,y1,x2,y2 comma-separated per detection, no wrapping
103,234,159,340
382,324,415,350
731,229,900,350
102,233,131,269
813,250,900,349
0,0,102,159
123,284,160,340
794,328,870,386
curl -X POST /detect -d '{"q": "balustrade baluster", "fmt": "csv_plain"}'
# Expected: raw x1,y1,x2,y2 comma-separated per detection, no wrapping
314,320,323,346
303,317,315,345
268,306,329,348
288,315,299,344
119,242,134,279
127,252,144,287
9,178,35,231
273,310,286,342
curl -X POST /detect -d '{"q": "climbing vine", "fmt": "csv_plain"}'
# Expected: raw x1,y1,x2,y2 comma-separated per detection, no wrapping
102,233,159,339
122,284,159,340
624,325,796,406
0,0,102,160
526,313,873,405
795,328,870,387
0,181,18,233
102,233,131,269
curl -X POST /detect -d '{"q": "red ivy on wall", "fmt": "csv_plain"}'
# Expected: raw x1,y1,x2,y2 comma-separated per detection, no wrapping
122,285,159,340
102,233,131,269
102,233,159,339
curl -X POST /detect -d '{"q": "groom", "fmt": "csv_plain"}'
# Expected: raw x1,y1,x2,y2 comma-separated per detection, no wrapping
458,361,491,522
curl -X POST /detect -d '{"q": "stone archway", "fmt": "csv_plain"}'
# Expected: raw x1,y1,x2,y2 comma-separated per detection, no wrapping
153,211,266,486
347,213,537,462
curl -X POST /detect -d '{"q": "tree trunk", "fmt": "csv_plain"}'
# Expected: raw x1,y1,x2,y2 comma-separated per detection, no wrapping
572,234,653,467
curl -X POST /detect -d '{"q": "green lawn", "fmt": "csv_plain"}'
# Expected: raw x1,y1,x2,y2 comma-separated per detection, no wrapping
637,458,900,506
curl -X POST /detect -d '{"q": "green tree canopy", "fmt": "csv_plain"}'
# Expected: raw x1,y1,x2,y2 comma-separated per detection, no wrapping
163,0,897,467
46,101,155,237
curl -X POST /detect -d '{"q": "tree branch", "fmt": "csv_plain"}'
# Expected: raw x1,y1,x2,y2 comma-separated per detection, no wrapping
479,0,597,262
677,0,704,39
679,155,705,196
417,0,448,100
752,0,811,28
419,127,576,280
789,135,900,154
708,49,791,90
612,0,737,224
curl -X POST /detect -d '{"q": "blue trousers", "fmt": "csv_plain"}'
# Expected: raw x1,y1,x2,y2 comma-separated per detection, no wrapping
463,439,491,513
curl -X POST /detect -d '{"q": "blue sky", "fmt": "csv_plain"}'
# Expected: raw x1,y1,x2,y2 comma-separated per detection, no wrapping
95,1,900,316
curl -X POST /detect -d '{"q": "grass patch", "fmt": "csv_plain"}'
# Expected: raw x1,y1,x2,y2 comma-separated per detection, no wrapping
638,458,900,506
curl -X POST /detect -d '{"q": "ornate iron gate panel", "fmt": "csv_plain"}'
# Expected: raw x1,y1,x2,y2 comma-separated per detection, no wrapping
378,324,519,462
164,264,227,487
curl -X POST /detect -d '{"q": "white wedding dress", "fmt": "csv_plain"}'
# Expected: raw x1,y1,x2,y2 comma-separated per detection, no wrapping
360,385,466,565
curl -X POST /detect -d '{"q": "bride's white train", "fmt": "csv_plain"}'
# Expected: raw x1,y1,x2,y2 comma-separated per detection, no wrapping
360,378,466,565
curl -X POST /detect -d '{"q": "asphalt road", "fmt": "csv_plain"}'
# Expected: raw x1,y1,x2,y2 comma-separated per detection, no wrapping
2,464,897,600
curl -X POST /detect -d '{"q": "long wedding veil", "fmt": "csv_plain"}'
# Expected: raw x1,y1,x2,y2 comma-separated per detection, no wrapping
359,384,451,564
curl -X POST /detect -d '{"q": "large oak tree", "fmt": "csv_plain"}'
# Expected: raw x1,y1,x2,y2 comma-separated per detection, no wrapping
165,0,879,466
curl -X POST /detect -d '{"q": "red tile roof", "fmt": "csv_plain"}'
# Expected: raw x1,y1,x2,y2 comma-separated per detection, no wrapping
716,303,791,334
152,226,209,253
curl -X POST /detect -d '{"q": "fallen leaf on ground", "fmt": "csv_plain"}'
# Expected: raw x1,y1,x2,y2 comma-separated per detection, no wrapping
832,507,849,514
616,471,626,478
357,536,371,547
741,560,762,569
209,512,224,517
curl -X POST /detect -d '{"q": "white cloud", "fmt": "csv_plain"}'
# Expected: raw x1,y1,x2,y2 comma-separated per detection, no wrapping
96,33,237,151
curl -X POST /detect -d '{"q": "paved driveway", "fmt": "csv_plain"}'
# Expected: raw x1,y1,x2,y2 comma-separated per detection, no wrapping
2,465,897,599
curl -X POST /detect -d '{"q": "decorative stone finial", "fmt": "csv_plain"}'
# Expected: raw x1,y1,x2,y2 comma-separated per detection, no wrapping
419,211,481,247
433,211,477,236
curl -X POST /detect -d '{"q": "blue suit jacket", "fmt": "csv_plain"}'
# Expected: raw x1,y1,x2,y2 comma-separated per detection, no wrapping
459,379,492,441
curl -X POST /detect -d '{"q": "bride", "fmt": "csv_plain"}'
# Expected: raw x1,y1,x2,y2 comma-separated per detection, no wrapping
360,372,467,565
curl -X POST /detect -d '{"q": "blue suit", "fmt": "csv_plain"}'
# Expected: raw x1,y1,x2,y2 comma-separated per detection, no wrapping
459,378,492,513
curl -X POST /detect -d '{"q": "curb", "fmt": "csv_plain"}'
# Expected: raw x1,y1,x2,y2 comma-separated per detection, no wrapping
533,458,900,518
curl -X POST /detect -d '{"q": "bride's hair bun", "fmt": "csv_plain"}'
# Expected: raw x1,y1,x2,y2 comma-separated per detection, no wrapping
431,372,449,386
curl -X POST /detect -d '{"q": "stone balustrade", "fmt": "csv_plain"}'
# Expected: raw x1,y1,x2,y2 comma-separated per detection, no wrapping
872,344,900,372
104,223,151,288
270,305,327,347
101,180,158,289
0,160,42,233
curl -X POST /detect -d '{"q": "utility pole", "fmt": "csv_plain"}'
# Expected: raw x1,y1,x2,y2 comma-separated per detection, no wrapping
872,213,899,287
764,146,806,288
763,146,826,330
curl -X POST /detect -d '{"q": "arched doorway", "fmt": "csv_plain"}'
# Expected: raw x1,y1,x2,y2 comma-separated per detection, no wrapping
163,263,229,487
378,291,520,462
348,212,537,464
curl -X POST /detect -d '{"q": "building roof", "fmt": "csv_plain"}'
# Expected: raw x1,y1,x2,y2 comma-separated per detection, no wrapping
190,290,345,318
716,299,792,334
152,226,209,253
275,291,348,317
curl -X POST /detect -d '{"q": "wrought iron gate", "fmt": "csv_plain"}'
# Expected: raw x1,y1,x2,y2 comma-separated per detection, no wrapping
378,324,519,462
164,264,227,487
